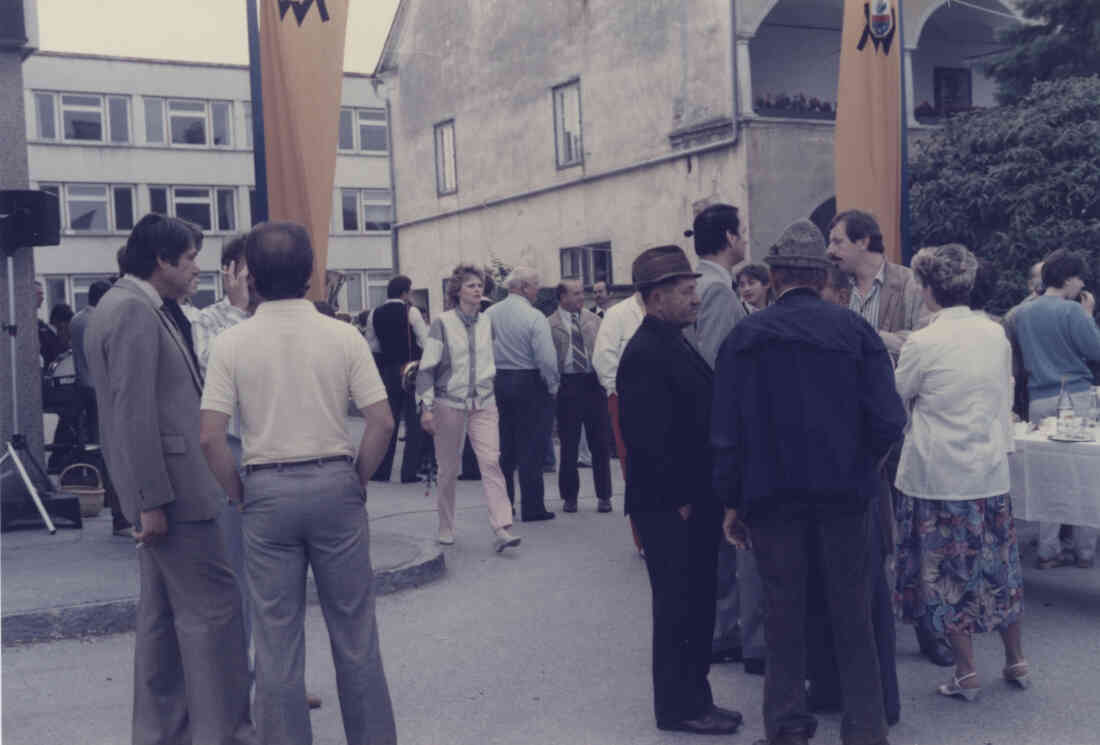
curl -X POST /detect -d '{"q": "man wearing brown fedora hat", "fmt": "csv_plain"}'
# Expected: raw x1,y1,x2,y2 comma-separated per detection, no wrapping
617,245,743,736
712,221,906,745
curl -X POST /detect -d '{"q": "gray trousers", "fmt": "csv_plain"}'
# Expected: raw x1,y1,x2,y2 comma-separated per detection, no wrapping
218,436,250,646
243,461,396,745
133,518,256,745
712,540,741,654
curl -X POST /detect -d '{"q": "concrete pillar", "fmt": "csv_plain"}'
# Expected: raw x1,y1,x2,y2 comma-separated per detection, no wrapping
736,36,755,116
0,47,47,475
904,47,917,126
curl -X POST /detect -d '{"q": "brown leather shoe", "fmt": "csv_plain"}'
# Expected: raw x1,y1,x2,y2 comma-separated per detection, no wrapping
307,693,322,710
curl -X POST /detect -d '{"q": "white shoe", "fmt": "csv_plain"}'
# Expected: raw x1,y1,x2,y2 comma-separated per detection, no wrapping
438,533,455,545
493,528,521,553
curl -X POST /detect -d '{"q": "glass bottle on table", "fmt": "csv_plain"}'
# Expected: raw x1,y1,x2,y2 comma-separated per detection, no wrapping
1056,377,1076,437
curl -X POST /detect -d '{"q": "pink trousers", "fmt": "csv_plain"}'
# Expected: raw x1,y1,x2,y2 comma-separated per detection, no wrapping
432,404,513,537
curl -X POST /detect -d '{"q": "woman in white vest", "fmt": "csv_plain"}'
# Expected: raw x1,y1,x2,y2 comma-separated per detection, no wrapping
417,264,521,553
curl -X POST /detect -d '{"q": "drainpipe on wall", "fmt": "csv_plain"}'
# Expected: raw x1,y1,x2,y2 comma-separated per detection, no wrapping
384,97,400,274
730,0,741,138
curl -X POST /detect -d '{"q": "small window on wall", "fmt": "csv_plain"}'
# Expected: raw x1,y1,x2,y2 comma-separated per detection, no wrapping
150,186,237,231
344,273,364,313
113,186,135,231
45,277,67,313
108,96,130,144
338,109,355,150
434,119,457,195
243,102,253,149
72,275,114,311
145,97,164,143
169,100,207,145
150,185,169,214
174,187,213,229
34,92,56,139
934,68,973,116
553,80,583,168
66,185,109,231
359,109,387,152
560,242,612,287
61,94,103,141
191,273,219,309
367,271,391,310
362,189,392,231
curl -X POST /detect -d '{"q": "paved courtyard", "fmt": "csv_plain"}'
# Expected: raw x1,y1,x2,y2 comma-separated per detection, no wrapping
3,463,1099,745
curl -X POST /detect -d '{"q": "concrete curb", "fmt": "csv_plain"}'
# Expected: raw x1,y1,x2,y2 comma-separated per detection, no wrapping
2,534,445,647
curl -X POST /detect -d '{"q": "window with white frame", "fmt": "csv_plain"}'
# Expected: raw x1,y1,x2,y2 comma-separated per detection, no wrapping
242,101,253,149
337,107,387,152
32,91,130,144
38,183,136,233
148,186,237,232
434,119,457,195
338,188,392,232
191,272,219,309
340,270,392,314
144,97,232,147
553,80,583,167
72,275,115,311
560,242,611,287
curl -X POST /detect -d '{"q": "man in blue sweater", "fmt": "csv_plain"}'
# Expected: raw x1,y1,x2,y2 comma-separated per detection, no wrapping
1015,249,1100,569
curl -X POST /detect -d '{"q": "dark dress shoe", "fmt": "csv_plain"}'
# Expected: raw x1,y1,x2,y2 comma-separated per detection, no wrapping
709,705,744,727
307,693,322,710
522,511,556,522
915,626,955,667
710,645,743,664
562,500,578,513
658,710,740,735
743,657,765,676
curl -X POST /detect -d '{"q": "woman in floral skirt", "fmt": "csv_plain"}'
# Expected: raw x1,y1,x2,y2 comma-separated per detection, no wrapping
894,243,1028,701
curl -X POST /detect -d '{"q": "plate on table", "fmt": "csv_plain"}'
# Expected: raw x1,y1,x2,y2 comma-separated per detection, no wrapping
1047,433,1096,443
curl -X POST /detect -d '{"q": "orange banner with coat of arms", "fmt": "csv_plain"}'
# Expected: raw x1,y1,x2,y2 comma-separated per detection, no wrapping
835,0,903,265
260,0,349,300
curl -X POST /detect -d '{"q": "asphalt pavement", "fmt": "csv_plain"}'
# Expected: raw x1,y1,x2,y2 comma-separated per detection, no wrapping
3,439,1100,744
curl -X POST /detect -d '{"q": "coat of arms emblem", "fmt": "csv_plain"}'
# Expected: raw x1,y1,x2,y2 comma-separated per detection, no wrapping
858,0,897,54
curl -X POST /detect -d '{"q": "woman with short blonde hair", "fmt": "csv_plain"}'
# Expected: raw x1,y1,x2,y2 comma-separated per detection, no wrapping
895,243,1028,701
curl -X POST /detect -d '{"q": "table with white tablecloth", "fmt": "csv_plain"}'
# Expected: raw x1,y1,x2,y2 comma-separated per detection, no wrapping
1009,423,1100,529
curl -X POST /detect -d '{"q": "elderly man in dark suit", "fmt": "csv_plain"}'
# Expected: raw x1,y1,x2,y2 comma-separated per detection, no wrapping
85,213,254,745
618,245,742,736
549,279,612,513
714,221,906,745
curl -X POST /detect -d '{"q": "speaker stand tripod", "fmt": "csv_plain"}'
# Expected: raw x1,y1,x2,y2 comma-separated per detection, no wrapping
1,247,81,532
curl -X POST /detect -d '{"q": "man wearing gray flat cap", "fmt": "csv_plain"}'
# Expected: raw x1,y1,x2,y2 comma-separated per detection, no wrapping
618,245,743,736
711,220,906,745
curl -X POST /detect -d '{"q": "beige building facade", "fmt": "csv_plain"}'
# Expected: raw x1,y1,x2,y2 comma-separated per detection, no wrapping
378,0,1021,313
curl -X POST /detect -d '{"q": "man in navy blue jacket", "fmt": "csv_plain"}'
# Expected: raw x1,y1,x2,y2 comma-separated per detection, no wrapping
712,221,906,745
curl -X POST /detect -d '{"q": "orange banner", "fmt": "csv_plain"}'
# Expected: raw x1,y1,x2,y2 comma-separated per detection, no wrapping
835,0,903,264
260,0,348,300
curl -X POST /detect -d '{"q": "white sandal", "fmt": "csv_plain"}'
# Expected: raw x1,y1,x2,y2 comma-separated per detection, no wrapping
1003,661,1031,689
937,671,981,701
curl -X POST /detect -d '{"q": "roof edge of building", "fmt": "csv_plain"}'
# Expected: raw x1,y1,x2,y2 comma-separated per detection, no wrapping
31,49,376,79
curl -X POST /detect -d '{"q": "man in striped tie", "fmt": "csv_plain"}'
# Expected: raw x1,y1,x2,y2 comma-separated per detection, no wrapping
550,280,613,514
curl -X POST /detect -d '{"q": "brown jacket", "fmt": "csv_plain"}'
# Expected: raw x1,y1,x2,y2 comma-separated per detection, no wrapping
874,260,927,357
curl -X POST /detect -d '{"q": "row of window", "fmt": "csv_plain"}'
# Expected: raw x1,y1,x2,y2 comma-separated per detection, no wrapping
37,183,393,235
432,80,583,196
41,269,393,317
31,90,387,154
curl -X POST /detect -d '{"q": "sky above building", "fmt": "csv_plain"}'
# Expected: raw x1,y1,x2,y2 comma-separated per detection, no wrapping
35,0,400,74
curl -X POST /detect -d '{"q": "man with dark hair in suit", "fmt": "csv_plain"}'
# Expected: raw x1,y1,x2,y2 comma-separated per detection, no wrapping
363,274,429,483
619,245,742,736
85,213,255,745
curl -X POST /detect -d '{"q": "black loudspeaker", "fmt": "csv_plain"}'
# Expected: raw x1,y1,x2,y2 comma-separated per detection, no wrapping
0,190,61,252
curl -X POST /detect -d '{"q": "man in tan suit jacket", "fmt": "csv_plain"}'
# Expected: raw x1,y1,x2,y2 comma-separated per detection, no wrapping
549,280,612,513
86,214,255,745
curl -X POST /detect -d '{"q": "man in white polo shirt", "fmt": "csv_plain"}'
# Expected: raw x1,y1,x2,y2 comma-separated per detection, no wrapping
199,222,397,745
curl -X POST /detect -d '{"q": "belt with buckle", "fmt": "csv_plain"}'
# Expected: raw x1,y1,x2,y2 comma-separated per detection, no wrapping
243,455,353,475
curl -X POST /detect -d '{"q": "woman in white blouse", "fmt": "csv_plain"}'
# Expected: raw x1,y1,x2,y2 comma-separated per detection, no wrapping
894,244,1028,702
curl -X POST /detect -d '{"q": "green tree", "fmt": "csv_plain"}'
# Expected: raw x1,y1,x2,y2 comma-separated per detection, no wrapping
986,0,1100,105
908,76,1100,314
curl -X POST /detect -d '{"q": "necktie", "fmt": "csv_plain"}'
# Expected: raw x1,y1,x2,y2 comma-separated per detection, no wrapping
570,313,588,372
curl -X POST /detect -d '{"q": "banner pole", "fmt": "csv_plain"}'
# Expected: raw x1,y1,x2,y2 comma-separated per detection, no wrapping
247,0,269,224
898,0,912,265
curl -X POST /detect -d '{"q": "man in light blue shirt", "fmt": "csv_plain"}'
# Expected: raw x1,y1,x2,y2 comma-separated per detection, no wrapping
486,267,560,521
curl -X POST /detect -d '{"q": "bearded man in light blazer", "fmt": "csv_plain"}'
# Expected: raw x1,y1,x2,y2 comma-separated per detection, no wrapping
86,213,255,745
549,279,612,513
